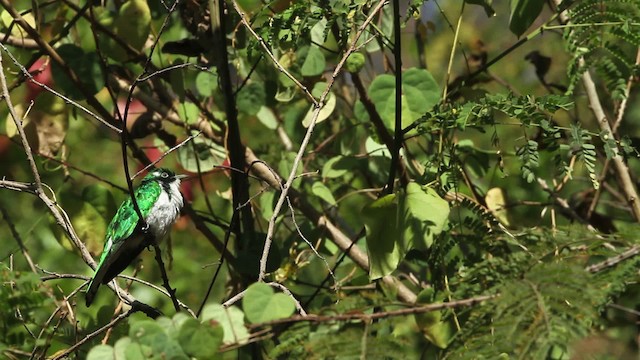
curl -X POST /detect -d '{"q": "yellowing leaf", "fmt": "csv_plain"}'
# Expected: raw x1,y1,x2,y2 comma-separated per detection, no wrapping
486,187,510,226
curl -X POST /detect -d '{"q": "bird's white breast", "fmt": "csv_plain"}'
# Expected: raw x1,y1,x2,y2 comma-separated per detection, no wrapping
145,180,183,242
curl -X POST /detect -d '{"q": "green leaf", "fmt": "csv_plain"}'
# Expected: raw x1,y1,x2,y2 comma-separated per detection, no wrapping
236,0,262,14
403,183,449,250
87,345,114,360
243,282,296,323
169,59,185,101
302,91,335,127
465,0,495,16
302,82,335,127
257,106,279,130
322,155,357,178
364,183,449,279
368,68,440,132
177,318,224,358
237,82,266,115
195,70,218,97
416,308,454,348
170,312,191,332
259,190,275,221
278,151,303,188
176,102,200,123
365,137,391,158
363,194,400,280
310,17,328,44
275,85,296,102
200,304,250,345
300,45,326,77
123,342,150,360
114,337,132,360
127,318,189,359
115,0,150,51
177,136,221,173
509,0,544,37
311,182,336,205
82,184,117,219
51,44,104,100
363,8,392,53
415,289,454,348
129,320,165,345
346,52,366,73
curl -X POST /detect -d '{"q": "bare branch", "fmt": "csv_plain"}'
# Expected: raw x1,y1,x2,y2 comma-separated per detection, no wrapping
248,294,496,328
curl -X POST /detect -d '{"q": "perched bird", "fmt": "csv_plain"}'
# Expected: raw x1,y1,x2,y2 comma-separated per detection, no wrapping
85,168,186,306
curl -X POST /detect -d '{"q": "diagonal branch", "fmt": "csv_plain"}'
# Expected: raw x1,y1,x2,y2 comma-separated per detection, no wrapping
248,294,496,328
251,0,389,282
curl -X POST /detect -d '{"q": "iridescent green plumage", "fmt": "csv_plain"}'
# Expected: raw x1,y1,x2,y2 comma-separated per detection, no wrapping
85,169,184,306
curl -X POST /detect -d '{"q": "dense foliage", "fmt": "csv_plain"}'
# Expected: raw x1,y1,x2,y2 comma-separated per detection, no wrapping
1,0,640,358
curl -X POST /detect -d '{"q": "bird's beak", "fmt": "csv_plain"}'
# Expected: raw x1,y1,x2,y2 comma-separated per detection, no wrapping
175,174,188,180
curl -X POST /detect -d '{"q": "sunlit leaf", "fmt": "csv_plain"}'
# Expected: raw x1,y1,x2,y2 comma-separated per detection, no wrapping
243,282,296,323
200,304,250,345
311,182,336,205
368,68,440,132
364,183,449,279
86,345,114,360
177,136,220,173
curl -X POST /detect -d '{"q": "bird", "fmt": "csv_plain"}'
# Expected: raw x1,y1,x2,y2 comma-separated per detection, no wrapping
85,168,186,307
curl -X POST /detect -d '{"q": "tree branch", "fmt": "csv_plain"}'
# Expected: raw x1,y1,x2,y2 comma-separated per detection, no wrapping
248,294,496,328
214,0,256,247
253,0,389,282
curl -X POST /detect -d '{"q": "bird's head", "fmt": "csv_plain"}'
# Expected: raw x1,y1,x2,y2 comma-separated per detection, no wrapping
143,168,187,186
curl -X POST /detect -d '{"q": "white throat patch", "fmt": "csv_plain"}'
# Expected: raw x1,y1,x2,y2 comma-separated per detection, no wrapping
145,179,184,242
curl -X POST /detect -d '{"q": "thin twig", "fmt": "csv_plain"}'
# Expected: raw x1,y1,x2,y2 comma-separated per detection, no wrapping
249,294,496,328
0,49,43,191
0,206,38,273
131,131,202,180
585,245,640,273
0,43,120,133
39,271,195,316
233,1,318,107
151,242,181,312
441,1,464,100
0,0,116,126
197,211,238,317
51,310,133,360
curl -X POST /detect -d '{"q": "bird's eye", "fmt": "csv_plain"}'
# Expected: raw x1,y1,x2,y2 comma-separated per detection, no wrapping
161,173,169,178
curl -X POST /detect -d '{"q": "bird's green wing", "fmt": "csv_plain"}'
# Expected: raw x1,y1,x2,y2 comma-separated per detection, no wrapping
86,180,161,306
105,180,161,244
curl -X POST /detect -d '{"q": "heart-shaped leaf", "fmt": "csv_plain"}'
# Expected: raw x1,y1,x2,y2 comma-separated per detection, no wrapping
243,282,296,323
368,68,440,132
177,318,224,358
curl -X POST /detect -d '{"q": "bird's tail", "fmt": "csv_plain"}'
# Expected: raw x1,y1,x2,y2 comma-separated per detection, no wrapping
85,264,108,307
